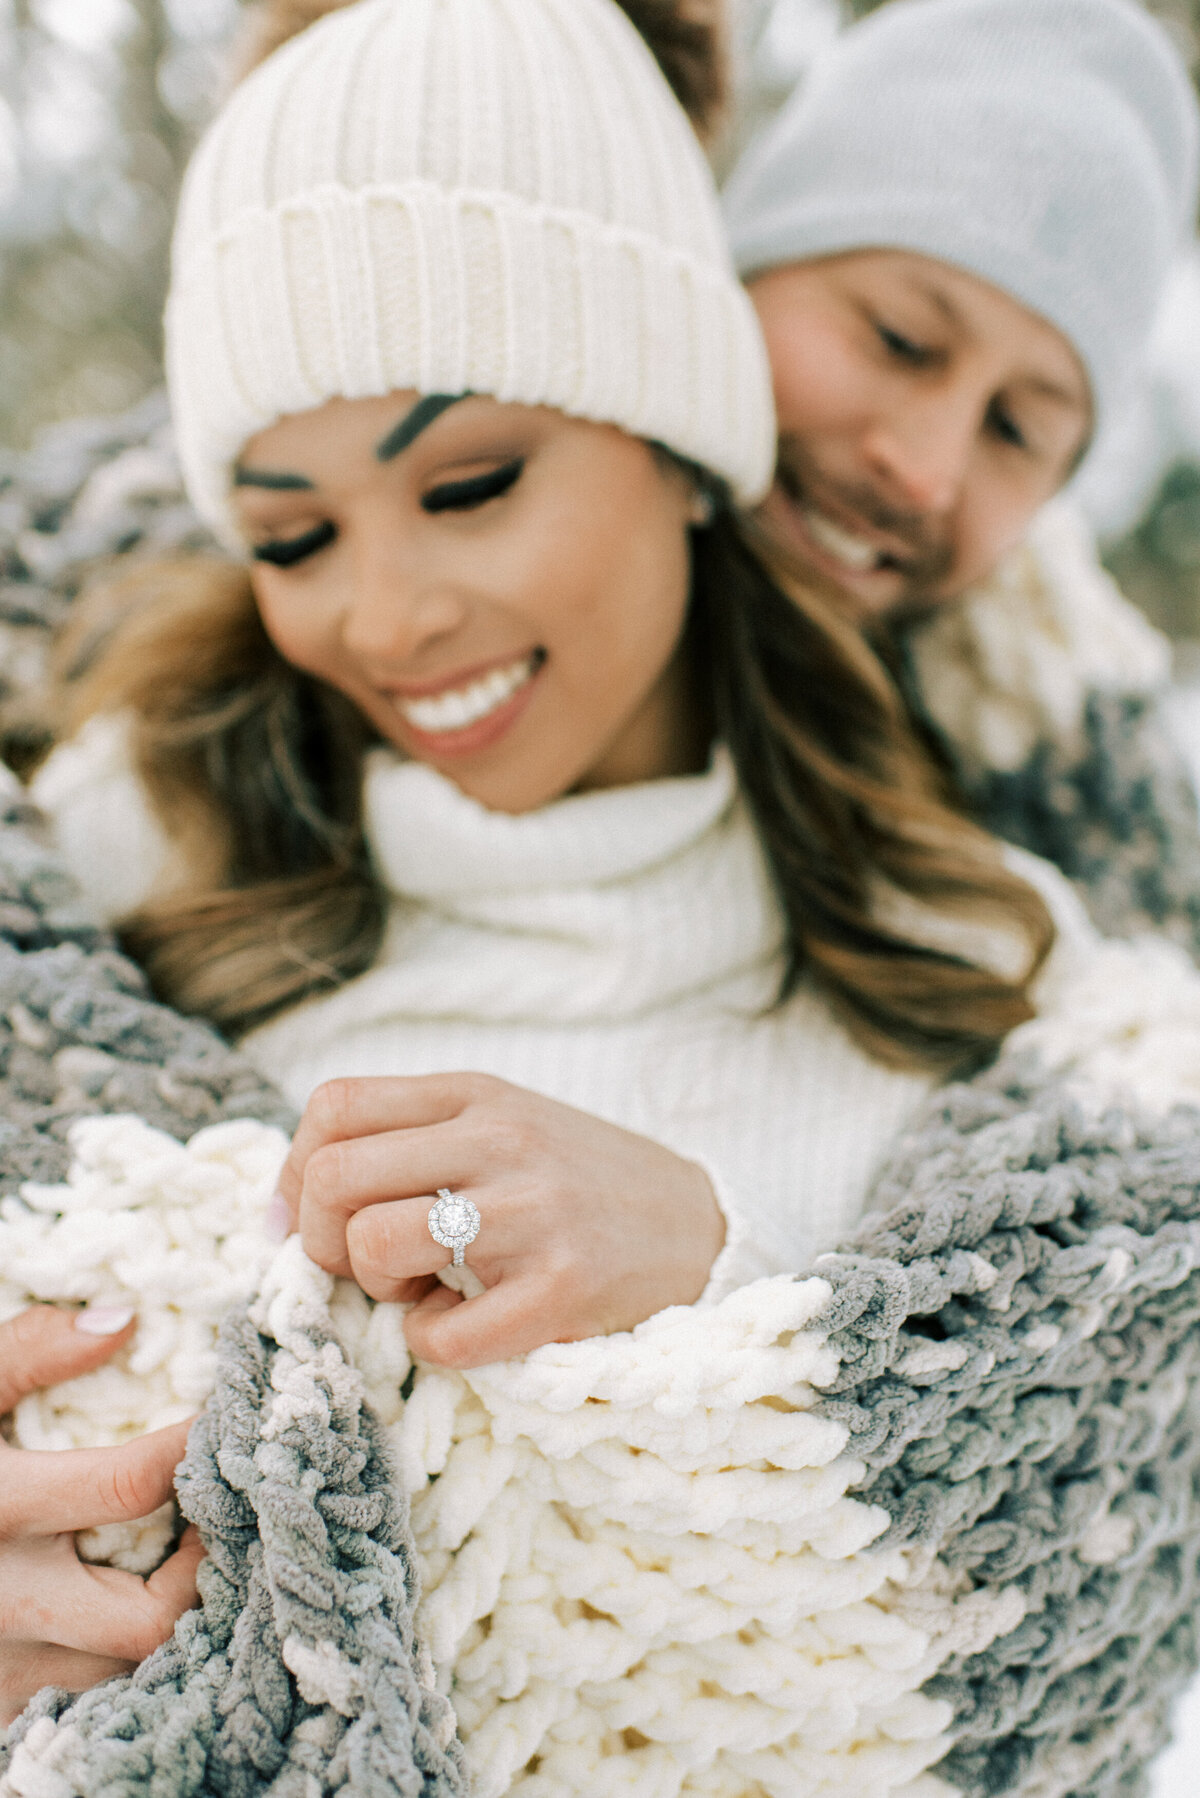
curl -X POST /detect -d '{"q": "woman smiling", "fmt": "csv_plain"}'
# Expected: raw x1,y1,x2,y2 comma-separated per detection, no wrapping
30,0,1059,1364
5,0,1068,1712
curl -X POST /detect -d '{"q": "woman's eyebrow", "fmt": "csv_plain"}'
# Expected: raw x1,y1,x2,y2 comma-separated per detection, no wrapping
375,392,466,462
232,393,469,489
232,467,315,490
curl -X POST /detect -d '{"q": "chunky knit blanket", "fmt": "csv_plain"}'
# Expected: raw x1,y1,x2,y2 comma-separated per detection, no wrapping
1,789,1200,1795
4,408,1200,1794
897,496,1200,961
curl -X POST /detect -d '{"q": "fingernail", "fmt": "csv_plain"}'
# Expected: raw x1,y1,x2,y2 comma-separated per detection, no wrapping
75,1306,135,1337
265,1193,293,1244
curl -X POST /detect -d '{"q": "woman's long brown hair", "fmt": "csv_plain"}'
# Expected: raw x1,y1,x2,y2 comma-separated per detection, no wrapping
49,506,1053,1067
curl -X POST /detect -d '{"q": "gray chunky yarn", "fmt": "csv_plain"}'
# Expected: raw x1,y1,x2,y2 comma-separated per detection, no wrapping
816,1060,1200,1797
0,798,465,1796
943,687,1200,960
0,789,293,1183
892,603,1200,961
0,392,215,770
3,1298,467,1797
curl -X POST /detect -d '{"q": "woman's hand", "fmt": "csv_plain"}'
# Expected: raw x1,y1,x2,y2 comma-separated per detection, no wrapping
0,1307,204,1726
277,1073,726,1367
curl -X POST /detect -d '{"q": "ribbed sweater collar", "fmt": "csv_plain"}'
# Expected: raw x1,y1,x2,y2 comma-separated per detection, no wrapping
365,745,742,899
356,744,785,1020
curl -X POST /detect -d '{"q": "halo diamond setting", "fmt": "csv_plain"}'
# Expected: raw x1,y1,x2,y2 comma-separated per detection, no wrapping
428,1189,481,1266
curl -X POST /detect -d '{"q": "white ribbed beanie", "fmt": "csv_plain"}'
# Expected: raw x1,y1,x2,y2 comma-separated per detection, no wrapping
166,0,776,543
723,0,1200,436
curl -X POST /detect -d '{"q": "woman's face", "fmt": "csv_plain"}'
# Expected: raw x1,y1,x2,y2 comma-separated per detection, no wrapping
233,393,706,813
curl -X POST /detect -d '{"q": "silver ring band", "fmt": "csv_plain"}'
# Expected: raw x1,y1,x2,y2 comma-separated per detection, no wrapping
428,1188,481,1267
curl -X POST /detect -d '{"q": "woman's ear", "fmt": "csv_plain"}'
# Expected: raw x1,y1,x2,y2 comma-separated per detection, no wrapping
688,485,716,530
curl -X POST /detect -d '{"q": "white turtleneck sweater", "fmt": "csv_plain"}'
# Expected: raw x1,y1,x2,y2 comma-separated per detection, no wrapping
32,723,952,1294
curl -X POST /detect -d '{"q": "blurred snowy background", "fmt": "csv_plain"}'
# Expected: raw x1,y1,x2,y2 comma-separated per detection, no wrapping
0,0,239,444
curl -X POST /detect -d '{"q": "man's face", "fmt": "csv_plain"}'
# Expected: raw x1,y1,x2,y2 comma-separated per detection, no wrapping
747,250,1093,622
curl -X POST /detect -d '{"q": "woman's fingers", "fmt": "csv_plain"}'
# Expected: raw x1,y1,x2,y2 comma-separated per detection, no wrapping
3,1418,194,1536
296,1122,487,1275
0,1645,136,1726
402,1274,573,1368
2,1535,197,1665
147,1525,206,1613
0,1306,136,1417
279,1073,496,1213
345,1194,489,1298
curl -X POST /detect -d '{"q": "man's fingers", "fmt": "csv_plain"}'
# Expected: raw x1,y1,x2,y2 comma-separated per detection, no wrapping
0,1645,135,1726
279,1072,498,1213
404,1275,571,1368
4,1418,193,1536
0,1307,135,1418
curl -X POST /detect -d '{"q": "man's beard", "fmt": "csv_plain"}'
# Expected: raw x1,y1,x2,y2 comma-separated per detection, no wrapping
774,434,957,617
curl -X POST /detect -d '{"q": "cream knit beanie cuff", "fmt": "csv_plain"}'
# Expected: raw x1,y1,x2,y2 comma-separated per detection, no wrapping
167,0,776,546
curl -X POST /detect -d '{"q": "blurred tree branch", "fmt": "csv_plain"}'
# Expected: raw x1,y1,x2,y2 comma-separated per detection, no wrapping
0,0,240,448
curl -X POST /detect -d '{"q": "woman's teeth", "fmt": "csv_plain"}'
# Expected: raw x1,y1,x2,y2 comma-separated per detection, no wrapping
397,653,539,734
803,505,884,573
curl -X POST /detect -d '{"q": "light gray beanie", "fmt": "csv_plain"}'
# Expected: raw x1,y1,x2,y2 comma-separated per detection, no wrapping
722,0,1200,433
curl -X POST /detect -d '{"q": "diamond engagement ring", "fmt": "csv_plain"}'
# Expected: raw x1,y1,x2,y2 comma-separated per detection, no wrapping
428,1189,481,1267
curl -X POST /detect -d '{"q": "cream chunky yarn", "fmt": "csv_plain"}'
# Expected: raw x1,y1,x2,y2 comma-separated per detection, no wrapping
0,1115,286,1573
166,0,776,543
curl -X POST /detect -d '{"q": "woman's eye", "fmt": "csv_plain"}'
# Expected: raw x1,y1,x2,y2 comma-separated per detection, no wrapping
876,322,931,367
422,459,524,514
988,402,1028,451
252,521,337,568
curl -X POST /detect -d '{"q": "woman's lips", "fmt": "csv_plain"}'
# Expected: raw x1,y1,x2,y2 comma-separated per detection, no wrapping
383,650,545,758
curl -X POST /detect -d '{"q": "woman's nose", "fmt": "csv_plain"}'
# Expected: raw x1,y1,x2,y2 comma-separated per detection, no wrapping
341,548,468,667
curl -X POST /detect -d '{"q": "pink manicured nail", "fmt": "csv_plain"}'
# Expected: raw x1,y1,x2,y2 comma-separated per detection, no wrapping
75,1306,135,1337
265,1193,293,1244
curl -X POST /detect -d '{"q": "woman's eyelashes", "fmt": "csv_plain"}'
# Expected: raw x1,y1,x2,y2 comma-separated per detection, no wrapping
252,520,338,568
249,457,525,565
422,458,524,514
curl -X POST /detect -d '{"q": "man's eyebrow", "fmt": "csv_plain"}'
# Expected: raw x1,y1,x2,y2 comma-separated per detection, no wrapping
376,393,467,462
1021,374,1088,411
907,277,963,331
232,467,316,490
